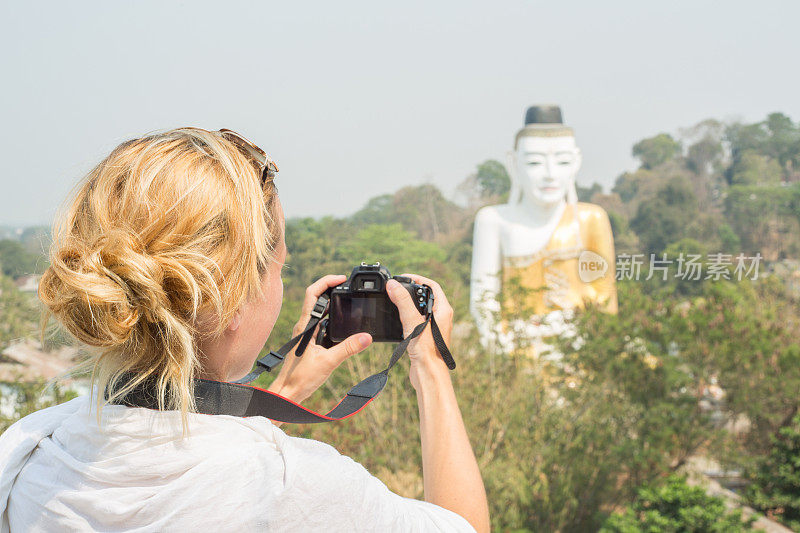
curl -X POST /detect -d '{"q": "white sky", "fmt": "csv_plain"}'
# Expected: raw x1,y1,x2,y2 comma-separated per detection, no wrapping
1,0,798,226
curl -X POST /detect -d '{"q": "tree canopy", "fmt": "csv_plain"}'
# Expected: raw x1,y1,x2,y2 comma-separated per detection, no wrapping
632,133,682,169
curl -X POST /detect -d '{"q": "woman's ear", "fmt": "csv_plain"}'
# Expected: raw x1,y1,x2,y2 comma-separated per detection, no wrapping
228,310,243,332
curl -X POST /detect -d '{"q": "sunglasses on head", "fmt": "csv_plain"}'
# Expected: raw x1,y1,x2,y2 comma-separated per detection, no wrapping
176,127,279,185
218,129,279,185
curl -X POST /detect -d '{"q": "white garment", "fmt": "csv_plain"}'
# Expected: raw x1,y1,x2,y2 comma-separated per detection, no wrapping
0,395,474,532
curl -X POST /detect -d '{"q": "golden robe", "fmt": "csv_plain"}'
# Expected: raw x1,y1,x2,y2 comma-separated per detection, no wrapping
500,202,617,320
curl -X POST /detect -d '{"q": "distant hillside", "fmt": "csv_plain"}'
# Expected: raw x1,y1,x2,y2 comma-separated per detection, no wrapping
588,113,800,259
349,184,472,245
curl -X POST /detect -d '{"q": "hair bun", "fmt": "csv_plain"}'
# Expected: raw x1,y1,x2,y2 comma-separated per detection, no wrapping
87,229,170,322
41,228,173,347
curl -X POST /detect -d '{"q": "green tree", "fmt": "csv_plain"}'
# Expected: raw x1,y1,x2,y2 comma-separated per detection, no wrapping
658,238,709,297
475,160,511,199
608,210,640,254
612,171,641,203
730,151,783,186
611,167,665,212
601,475,755,532
631,177,698,254
0,274,38,351
0,239,42,279
632,133,682,170
745,413,800,531
725,184,800,259
686,136,724,175
349,195,394,227
685,279,800,457
763,112,800,172
18,226,51,257
726,114,800,183
717,223,741,253
577,181,602,202
339,224,446,275
726,122,769,167
350,185,467,243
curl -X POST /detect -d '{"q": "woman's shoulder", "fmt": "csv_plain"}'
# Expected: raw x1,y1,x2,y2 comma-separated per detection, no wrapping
0,396,91,507
272,430,364,478
1,395,89,448
269,432,476,531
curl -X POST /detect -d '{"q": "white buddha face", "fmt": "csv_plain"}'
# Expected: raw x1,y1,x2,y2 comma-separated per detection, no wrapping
515,135,582,206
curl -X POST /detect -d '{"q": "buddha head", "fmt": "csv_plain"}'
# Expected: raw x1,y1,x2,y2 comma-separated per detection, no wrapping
508,105,582,208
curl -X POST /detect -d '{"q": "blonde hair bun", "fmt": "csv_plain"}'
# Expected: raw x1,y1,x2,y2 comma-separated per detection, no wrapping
38,128,282,428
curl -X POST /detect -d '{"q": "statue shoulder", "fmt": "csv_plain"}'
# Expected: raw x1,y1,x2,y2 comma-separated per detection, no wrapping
576,202,614,244
475,204,507,228
576,202,610,223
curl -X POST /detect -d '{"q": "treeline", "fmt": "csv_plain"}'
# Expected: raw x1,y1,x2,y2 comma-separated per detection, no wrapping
591,113,800,260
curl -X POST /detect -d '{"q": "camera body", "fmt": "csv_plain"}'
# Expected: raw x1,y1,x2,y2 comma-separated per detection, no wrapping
317,262,433,347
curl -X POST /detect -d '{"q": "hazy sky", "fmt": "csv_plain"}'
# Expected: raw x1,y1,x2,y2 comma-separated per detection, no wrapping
1,1,798,226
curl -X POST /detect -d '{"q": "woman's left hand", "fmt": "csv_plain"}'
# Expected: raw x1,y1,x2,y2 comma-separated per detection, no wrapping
268,274,372,405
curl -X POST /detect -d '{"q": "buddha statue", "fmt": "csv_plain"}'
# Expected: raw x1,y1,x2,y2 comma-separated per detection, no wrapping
470,105,617,351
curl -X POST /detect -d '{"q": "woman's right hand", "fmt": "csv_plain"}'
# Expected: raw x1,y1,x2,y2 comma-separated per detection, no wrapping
385,273,454,390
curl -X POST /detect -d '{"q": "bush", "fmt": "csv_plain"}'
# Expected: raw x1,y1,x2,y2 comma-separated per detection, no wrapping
745,413,800,531
601,475,755,532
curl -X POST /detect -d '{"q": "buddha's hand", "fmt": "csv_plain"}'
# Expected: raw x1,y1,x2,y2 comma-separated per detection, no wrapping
386,273,454,391
270,274,372,404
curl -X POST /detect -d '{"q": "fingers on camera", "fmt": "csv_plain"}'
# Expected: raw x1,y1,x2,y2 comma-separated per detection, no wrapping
401,273,453,316
387,279,422,325
301,274,346,316
328,333,371,364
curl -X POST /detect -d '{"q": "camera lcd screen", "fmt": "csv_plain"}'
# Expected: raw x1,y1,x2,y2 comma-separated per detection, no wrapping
329,293,403,342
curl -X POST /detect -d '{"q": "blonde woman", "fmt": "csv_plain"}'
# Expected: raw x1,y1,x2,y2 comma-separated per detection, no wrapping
0,128,489,532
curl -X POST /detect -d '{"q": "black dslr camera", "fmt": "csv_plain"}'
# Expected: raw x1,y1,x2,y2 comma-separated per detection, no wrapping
317,262,434,348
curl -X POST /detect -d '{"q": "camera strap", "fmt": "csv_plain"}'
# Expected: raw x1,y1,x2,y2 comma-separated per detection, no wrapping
108,294,455,424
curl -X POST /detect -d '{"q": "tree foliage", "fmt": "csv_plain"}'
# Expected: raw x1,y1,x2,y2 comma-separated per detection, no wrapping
731,151,783,186
577,181,603,202
632,133,682,170
0,274,38,351
597,112,800,260
630,177,698,254
727,112,800,182
475,160,511,199
0,239,42,279
350,184,468,243
686,136,724,175
745,412,800,531
601,475,755,532
725,184,800,258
